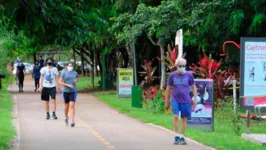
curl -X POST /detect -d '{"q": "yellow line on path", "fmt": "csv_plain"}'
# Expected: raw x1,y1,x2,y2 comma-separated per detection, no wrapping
76,116,116,150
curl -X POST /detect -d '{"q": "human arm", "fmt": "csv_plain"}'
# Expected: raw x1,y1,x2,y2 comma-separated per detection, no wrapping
74,72,78,83
165,73,174,110
38,74,43,91
165,85,172,110
59,77,74,89
58,72,74,88
55,68,61,91
38,68,44,91
191,84,197,108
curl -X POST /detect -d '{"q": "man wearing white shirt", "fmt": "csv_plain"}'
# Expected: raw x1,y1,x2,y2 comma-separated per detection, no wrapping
38,58,60,120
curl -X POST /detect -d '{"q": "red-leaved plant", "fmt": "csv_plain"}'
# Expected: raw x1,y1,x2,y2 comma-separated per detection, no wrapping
139,59,159,104
157,44,186,72
189,54,222,79
189,54,240,103
139,59,159,87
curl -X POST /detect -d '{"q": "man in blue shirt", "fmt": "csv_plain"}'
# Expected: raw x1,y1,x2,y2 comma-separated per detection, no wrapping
33,61,41,92
16,60,25,92
39,56,44,68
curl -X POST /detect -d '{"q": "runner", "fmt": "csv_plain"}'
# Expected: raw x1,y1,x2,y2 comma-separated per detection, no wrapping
38,58,60,120
32,61,41,92
165,58,197,145
59,62,78,127
16,60,25,93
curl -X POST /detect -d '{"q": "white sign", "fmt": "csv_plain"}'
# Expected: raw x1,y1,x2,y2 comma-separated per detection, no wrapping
243,41,266,96
240,37,266,110
175,29,183,58
117,68,134,98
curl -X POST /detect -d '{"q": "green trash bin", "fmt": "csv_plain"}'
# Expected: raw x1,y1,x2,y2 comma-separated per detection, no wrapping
132,85,143,108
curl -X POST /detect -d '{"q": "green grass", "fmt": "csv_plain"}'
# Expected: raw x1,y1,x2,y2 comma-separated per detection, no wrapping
0,80,16,150
76,76,101,91
94,92,266,150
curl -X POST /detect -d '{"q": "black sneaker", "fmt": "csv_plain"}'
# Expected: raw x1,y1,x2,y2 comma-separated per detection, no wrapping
174,136,180,145
71,123,75,127
65,118,69,126
52,113,58,119
180,137,187,145
46,113,50,120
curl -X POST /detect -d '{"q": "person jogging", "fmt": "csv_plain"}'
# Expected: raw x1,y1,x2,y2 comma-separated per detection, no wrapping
32,61,41,92
59,62,78,127
16,60,25,93
38,58,60,120
165,58,197,145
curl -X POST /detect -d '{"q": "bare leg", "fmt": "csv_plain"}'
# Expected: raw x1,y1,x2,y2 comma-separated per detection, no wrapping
64,103,69,119
181,118,187,135
69,101,75,123
174,115,179,134
51,99,56,112
45,101,49,113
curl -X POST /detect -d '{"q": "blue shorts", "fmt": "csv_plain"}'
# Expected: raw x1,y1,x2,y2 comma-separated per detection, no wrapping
62,91,78,103
171,100,192,118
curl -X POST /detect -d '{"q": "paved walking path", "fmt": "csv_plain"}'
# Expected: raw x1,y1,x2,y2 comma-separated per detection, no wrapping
9,78,214,150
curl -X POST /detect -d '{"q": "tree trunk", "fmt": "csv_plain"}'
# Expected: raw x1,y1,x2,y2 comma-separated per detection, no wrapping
33,52,37,64
81,50,85,76
73,49,76,67
159,44,166,90
93,49,97,76
91,48,95,88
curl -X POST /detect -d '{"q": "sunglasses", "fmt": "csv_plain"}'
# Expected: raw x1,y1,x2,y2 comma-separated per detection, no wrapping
178,65,186,68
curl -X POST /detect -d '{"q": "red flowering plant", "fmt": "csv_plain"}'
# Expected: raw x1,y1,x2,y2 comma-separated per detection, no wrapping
157,44,186,73
189,54,221,79
189,54,239,103
139,59,163,113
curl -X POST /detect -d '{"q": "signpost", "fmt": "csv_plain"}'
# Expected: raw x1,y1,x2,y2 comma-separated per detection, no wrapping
117,68,134,98
187,79,214,131
240,37,266,134
240,37,266,109
175,29,183,58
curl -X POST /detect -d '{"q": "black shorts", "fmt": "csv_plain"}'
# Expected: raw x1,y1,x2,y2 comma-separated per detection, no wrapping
41,87,56,101
62,91,78,104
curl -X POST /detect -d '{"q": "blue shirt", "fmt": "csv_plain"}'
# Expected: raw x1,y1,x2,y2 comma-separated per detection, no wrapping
39,59,44,67
33,66,41,79
60,70,78,92
16,63,25,75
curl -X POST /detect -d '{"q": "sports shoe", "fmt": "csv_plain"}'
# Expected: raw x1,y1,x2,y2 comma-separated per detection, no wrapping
71,122,75,127
52,113,58,119
65,118,69,126
180,137,187,145
46,113,50,120
174,136,180,145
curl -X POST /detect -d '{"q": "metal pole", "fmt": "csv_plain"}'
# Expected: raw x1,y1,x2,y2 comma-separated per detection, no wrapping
247,110,250,134
132,43,137,85
233,80,237,113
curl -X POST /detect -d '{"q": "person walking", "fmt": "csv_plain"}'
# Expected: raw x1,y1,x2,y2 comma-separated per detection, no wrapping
16,60,25,93
165,58,197,145
39,56,44,68
15,56,21,64
59,62,78,127
32,61,41,92
38,58,60,120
